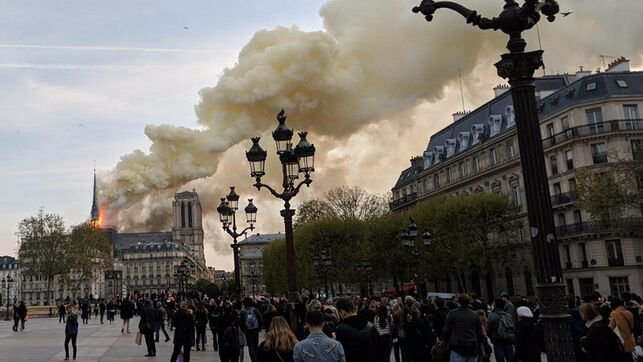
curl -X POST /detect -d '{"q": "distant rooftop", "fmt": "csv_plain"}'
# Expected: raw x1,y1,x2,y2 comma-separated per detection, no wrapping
238,233,284,245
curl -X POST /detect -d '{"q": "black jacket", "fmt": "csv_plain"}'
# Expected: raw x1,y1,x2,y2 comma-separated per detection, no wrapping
139,304,156,333
442,307,483,357
514,317,544,362
120,300,134,319
336,314,380,362
580,317,624,362
172,309,195,346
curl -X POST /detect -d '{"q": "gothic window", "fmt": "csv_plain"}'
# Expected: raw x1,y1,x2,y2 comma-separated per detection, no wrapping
188,202,193,227
181,202,186,228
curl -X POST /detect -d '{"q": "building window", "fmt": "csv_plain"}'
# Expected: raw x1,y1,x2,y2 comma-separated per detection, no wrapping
616,80,628,88
632,139,642,161
491,182,501,194
565,150,574,170
458,162,466,178
579,278,595,297
586,82,597,91
489,148,497,166
553,182,561,196
591,143,608,164
573,210,583,225
550,155,558,175
566,279,575,296
609,277,631,299
624,105,640,130
546,123,555,138
472,156,480,173
507,142,516,159
569,178,576,193
606,239,624,266
561,116,573,139
449,167,456,183
433,175,440,189
586,108,604,134
511,184,521,206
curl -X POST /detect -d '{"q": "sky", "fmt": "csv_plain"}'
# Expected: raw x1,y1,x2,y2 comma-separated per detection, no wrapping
1,0,642,271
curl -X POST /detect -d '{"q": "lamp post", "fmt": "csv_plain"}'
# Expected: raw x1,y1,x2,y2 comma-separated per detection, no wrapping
1,275,13,321
246,109,316,301
216,186,258,297
312,249,334,298
412,1,573,360
174,259,194,300
248,262,259,298
354,261,373,297
399,218,433,297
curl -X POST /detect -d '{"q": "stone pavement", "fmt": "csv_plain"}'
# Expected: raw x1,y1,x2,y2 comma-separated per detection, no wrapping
0,316,229,361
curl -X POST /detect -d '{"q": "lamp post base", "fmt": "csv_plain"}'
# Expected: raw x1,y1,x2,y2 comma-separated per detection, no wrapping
536,283,575,362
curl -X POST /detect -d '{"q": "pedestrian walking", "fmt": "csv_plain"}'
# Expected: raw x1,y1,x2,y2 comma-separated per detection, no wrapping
59,303,66,324
154,301,170,343
195,303,209,351
120,298,133,333
217,302,241,362
442,294,484,362
293,310,345,362
64,303,79,361
138,299,156,357
208,299,221,351
170,302,195,362
335,297,380,362
374,304,393,362
258,316,297,362
609,297,636,353
106,299,115,324
487,297,516,362
514,306,544,362
17,300,28,331
241,297,263,362
99,300,106,324
579,302,625,362
81,300,90,325
12,303,20,332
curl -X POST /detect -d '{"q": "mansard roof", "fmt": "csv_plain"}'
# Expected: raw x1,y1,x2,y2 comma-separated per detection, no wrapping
114,232,174,251
126,240,180,253
238,233,284,245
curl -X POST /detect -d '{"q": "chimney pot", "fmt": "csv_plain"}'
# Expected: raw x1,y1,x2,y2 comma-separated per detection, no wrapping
606,56,630,73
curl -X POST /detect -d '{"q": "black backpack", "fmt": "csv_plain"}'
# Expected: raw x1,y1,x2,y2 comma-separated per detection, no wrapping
222,325,238,350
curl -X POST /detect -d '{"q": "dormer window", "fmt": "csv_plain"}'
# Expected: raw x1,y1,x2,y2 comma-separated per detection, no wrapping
586,82,597,91
471,124,485,145
423,151,434,169
458,132,471,150
489,115,502,136
505,106,516,128
616,80,628,88
446,139,457,157
434,146,444,164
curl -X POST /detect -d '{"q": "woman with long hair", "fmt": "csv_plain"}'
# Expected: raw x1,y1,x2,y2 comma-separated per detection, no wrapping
258,316,298,362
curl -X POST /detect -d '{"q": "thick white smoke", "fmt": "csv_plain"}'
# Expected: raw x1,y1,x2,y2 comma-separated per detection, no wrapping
100,0,643,262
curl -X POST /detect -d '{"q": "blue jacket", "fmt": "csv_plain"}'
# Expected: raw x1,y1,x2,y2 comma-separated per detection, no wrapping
293,332,345,362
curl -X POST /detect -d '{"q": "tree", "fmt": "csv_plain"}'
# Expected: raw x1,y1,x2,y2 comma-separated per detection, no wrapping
411,193,522,293
67,222,112,298
576,157,643,224
17,209,70,305
295,186,389,227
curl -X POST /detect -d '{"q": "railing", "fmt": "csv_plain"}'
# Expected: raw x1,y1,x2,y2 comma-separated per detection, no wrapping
543,119,643,148
551,191,577,206
592,153,608,164
390,192,417,210
556,217,643,237
608,257,625,267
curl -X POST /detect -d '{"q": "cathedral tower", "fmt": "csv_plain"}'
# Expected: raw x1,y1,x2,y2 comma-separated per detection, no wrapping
172,190,206,268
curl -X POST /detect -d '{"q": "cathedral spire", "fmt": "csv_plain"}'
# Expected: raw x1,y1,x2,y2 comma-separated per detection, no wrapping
90,167,99,222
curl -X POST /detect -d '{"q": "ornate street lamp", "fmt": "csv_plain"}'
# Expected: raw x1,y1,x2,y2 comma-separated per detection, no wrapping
1,275,13,321
355,261,373,297
412,1,573,360
248,262,259,297
246,109,316,301
399,218,432,297
217,186,257,297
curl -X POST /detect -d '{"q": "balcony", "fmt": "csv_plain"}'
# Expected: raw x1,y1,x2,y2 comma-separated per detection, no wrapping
551,191,577,206
390,192,417,210
556,217,643,238
543,119,643,149
608,257,625,267
592,153,608,164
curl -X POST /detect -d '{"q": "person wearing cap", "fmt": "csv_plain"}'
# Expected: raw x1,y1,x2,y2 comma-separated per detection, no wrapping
514,306,543,362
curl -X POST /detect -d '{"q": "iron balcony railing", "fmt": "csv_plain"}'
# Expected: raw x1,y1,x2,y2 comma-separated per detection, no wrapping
390,192,417,210
556,217,643,237
543,119,642,148
551,191,577,206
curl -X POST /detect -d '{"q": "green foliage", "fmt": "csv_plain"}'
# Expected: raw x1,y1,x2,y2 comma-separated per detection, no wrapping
576,165,641,223
193,278,212,292
67,222,113,298
17,209,70,305
262,238,288,295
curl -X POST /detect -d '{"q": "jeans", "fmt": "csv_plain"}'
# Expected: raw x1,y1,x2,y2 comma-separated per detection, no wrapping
59,314,65,323
244,330,259,362
493,343,514,362
449,351,477,362
155,320,169,342
64,334,77,359
196,327,207,348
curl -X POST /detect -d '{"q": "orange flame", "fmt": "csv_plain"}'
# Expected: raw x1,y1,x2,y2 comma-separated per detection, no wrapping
97,208,105,228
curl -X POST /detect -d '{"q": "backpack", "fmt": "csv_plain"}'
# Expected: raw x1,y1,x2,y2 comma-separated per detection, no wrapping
222,325,238,350
496,312,515,342
244,308,259,330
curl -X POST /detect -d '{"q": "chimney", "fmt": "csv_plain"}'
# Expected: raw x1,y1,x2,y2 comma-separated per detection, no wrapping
452,111,466,122
606,56,630,73
575,66,592,80
410,156,423,170
493,84,510,98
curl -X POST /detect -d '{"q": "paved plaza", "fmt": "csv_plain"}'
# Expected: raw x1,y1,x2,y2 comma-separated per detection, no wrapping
0,316,231,362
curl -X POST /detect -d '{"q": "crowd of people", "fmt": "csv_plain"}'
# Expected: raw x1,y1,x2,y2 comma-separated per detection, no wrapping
32,289,643,362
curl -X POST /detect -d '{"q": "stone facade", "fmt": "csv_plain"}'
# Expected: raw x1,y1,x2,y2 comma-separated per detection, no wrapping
238,233,284,297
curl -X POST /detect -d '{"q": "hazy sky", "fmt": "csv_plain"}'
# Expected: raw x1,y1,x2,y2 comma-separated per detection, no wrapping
1,0,642,270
